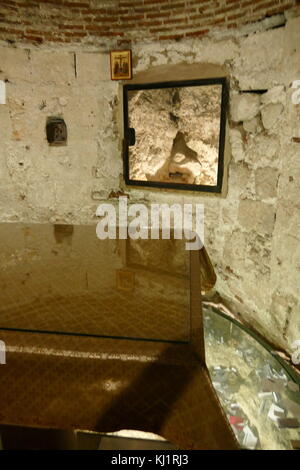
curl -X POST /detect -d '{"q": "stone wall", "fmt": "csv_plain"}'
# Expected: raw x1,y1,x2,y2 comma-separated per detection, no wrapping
0,11,299,356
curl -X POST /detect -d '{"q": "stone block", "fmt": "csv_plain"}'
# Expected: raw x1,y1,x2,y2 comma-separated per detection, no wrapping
231,93,261,122
261,103,283,130
261,85,286,106
233,28,284,89
0,46,31,82
29,49,75,85
255,167,279,199
238,199,275,234
76,52,110,84
245,135,279,167
243,116,262,134
228,162,252,200
229,128,245,162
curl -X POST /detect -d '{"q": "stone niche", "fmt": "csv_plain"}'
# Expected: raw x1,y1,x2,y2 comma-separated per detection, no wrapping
124,77,227,192
121,63,231,197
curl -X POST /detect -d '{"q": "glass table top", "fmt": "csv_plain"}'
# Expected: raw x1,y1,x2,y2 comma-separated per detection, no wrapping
0,223,190,342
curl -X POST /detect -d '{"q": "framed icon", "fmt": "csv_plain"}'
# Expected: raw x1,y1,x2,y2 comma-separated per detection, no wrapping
110,50,132,80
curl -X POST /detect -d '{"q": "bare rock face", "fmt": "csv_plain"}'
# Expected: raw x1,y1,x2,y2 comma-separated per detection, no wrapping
261,85,286,107
238,199,275,235
255,167,279,199
258,84,286,132
128,84,222,186
243,116,262,134
261,103,283,130
229,128,245,163
230,93,261,122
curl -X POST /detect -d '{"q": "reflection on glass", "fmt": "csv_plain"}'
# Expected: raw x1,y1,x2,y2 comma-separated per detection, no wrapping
204,305,300,450
0,224,190,342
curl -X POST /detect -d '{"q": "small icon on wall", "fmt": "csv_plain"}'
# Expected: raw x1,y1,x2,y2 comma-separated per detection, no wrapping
46,117,67,145
110,50,132,80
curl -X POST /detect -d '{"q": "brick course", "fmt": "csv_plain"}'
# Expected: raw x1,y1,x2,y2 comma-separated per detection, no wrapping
0,0,298,44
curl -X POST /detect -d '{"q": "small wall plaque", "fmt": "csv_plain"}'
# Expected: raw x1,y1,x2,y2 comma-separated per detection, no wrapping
110,50,132,80
46,117,67,145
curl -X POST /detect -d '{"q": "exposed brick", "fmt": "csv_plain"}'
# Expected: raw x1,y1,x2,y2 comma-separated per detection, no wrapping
241,0,254,6
58,24,84,30
117,38,132,46
23,34,44,42
159,33,184,40
189,14,205,21
119,1,143,6
149,26,173,33
0,19,30,25
161,2,185,10
26,29,48,34
253,1,280,12
97,17,119,23
1,27,24,34
49,37,72,42
120,15,144,22
185,28,210,37
81,9,107,14
186,0,208,3
0,0,18,6
134,7,156,13
207,16,225,25
120,23,139,29
228,12,247,21
78,16,94,23
85,24,111,31
143,0,169,4
173,7,197,15
265,5,291,14
216,4,240,14
146,11,171,18
92,31,124,37
64,31,86,37
35,0,63,4
17,2,39,7
139,20,163,27
0,6,18,12
164,17,188,24
62,1,89,8
0,0,297,45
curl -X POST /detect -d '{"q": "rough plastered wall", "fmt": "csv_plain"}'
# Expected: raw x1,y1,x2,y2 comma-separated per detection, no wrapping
0,12,300,356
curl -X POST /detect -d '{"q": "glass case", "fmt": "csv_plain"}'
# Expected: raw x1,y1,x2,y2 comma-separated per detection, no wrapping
0,222,238,451
0,222,298,450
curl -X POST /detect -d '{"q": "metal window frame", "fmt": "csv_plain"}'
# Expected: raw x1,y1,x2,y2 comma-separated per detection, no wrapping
123,77,229,193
